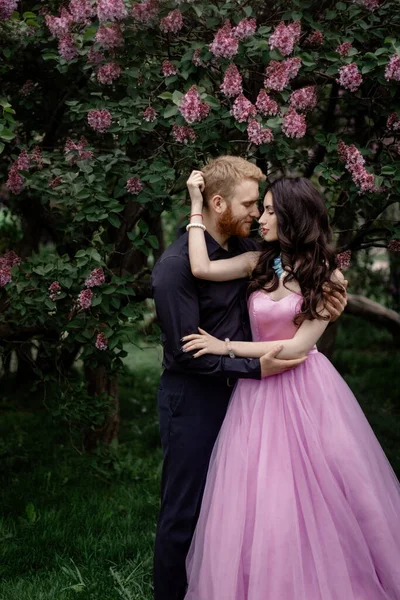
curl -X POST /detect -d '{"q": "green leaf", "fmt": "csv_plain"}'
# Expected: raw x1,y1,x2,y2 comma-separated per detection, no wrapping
381,165,396,175
91,295,102,307
147,235,159,249
25,503,37,523
0,129,15,141
325,10,337,19
108,214,121,228
0,142,4,153
163,105,179,118
172,90,183,106
42,53,58,61
158,92,173,100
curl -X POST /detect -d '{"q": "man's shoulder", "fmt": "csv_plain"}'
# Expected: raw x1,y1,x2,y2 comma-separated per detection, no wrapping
234,236,260,253
157,232,189,264
152,234,190,280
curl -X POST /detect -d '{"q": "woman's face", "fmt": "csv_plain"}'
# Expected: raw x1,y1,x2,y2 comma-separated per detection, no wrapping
258,191,278,242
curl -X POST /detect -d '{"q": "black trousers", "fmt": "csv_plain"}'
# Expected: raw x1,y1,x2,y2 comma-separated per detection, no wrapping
153,370,234,600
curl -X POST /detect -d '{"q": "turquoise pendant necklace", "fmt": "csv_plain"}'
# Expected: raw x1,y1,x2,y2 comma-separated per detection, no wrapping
273,254,284,278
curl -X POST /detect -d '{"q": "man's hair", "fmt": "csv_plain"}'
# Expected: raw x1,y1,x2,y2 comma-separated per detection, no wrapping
202,156,266,207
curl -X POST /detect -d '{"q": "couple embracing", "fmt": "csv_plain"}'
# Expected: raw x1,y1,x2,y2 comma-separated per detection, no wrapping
151,156,400,600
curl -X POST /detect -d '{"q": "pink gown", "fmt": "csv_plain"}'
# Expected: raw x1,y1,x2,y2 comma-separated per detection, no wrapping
185,291,400,600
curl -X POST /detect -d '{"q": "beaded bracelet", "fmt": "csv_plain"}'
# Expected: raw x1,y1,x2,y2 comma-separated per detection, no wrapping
225,338,235,358
186,223,206,232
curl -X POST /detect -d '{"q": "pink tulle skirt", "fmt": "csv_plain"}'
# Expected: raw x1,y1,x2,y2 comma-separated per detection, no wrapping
185,352,400,600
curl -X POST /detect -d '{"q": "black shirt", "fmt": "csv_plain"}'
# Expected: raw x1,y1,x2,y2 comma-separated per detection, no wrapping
151,230,261,380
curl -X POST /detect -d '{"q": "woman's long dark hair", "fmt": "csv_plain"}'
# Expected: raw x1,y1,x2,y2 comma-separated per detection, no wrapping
248,177,344,325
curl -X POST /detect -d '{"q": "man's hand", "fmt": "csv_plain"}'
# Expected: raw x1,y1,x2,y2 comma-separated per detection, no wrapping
323,279,348,322
260,345,307,378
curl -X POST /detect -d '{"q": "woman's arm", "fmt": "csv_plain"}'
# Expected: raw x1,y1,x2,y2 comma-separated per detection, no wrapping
182,271,345,359
187,170,259,281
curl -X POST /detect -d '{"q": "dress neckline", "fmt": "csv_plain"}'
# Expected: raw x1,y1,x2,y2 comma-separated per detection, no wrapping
252,290,301,303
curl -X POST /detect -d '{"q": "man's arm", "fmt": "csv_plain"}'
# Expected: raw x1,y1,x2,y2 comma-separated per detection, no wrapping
152,254,262,379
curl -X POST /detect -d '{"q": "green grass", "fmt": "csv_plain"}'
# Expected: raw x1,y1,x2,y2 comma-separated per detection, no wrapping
0,318,399,599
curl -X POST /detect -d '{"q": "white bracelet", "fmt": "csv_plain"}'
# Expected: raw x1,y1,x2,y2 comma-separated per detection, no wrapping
225,338,235,358
186,223,206,232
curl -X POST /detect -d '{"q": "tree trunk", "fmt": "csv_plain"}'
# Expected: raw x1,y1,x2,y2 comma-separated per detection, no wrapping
346,293,400,343
317,320,340,360
83,366,119,450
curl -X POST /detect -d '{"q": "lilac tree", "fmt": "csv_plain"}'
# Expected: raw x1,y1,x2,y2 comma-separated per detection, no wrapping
0,0,399,445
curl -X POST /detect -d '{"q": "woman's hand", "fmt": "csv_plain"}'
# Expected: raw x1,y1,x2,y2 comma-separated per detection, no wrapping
181,328,227,358
186,170,205,209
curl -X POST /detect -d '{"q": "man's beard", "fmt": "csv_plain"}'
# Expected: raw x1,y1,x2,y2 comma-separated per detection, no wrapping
216,205,252,238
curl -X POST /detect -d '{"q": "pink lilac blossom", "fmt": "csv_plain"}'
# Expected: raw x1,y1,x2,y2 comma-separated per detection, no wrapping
354,0,381,9
95,332,108,350
172,124,196,144
65,137,94,163
143,106,157,122
85,268,105,288
0,251,21,287
97,62,122,84
16,149,30,171
232,17,257,40
87,47,104,63
32,146,43,169
0,0,19,20
287,21,301,43
78,288,93,309
336,41,352,57
385,54,400,82
231,94,257,123
337,140,376,193
337,63,362,92
255,90,279,116
59,34,78,61
289,86,317,111
160,9,183,34
48,281,62,300
49,176,62,188
220,64,243,98
305,30,323,46
20,80,35,96
162,60,177,77
95,24,124,49
179,86,210,124
68,0,95,22
247,120,274,145
264,57,301,91
209,20,239,59
6,165,23,194
336,250,351,270
126,177,143,194
45,8,72,38
282,108,307,138
192,48,204,67
131,0,158,23
388,240,400,252
97,0,127,22
87,109,112,132
387,113,400,131
269,21,300,56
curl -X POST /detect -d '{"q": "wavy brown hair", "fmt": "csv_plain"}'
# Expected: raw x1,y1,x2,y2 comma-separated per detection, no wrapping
248,177,344,325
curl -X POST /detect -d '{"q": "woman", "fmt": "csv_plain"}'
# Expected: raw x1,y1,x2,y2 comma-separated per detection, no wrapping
182,173,400,599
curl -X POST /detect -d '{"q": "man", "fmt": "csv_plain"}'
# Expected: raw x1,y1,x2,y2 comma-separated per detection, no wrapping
151,156,346,600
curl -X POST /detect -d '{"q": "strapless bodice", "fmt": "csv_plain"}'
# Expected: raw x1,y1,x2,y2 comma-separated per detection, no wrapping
248,290,318,353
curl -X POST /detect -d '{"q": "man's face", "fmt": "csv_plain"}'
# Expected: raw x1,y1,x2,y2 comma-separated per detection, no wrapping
216,179,261,238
